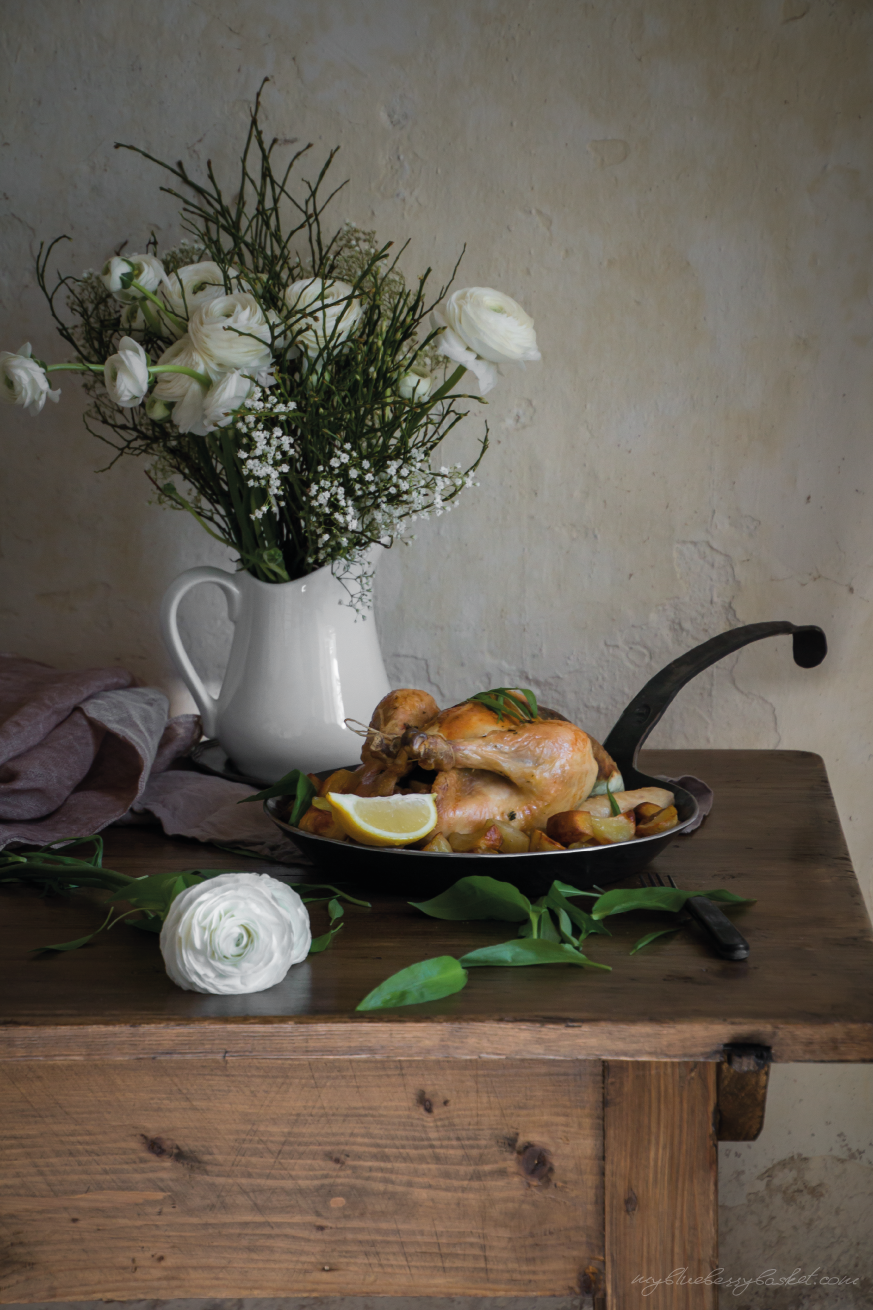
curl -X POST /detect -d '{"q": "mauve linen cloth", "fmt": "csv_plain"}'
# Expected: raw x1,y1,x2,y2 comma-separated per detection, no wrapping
0,655,303,861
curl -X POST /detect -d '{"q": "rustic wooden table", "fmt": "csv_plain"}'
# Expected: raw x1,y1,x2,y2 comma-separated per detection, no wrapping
2,749,872,1308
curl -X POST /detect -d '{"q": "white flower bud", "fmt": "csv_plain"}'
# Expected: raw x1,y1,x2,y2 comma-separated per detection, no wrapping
101,253,166,304
398,365,433,402
159,872,312,994
103,336,150,407
145,394,172,422
0,343,60,415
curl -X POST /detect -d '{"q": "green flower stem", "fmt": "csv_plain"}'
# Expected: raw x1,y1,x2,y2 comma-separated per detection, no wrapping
45,361,104,373
129,280,187,330
148,364,211,386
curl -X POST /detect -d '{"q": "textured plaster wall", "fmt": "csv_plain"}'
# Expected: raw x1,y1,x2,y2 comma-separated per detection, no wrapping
1,0,872,1297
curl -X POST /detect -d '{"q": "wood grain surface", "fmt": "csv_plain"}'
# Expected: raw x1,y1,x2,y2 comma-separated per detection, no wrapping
0,1057,603,1301
604,1061,718,1309
2,751,872,1063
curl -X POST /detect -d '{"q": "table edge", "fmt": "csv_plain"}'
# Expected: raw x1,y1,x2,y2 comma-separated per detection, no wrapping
2,1018,871,1063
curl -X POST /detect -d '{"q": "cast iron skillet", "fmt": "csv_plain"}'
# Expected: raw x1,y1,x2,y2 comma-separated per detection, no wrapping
265,621,826,898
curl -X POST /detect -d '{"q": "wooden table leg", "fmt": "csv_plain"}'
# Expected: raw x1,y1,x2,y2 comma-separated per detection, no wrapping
604,1061,718,1309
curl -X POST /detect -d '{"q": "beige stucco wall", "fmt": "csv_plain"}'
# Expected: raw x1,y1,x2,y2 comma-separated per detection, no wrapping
2,0,872,1297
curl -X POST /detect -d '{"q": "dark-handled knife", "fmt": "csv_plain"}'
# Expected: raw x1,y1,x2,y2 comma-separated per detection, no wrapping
640,871,751,960
682,890,750,961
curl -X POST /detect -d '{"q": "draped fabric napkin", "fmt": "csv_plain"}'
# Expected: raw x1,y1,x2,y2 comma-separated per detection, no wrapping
0,655,302,861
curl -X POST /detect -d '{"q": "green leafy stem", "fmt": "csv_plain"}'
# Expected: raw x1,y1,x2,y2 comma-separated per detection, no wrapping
0,835,368,953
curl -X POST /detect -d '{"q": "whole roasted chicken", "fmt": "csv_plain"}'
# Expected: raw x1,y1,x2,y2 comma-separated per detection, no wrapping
301,687,621,840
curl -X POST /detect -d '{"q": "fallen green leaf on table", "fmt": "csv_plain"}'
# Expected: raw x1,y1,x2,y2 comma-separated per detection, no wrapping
591,886,755,920
410,874,531,922
543,882,611,938
459,938,611,970
356,956,468,1010
551,880,599,900
518,901,562,942
630,926,682,955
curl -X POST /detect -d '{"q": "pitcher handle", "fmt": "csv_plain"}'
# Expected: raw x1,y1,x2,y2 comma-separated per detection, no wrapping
160,566,243,737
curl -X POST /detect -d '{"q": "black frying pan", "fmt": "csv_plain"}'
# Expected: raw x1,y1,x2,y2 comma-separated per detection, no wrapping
266,621,826,897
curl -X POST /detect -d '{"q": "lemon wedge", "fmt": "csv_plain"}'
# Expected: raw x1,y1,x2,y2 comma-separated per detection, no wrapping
326,792,438,847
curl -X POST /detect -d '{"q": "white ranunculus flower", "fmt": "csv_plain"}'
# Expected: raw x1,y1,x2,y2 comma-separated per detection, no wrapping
161,261,240,331
433,286,540,395
151,336,209,401
0,343,61,415
103,336,150,407
188,293,274,379
283,277,363,355
398,364,433,402
201,370,255,430
101,253,166,304
160,872,312,995
151,335,210,434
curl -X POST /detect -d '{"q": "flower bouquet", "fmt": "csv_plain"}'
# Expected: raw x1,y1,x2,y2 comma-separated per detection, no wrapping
2,87,540,609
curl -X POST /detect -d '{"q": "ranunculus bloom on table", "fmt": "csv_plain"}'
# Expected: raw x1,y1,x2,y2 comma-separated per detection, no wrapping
188,292,275,380
433,286,540,394
0,343,61,414
103,336,150,407
160,872,312,995
283,277,363,354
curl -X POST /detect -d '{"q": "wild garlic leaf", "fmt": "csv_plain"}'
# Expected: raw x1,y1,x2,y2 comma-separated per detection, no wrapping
460,938,611,971
591,886,756,920
356,956,468,1010
410,875,531,923
630,926,682,955
544,881,609,939
519,903,562,942
551,880,599,899
309,925,344,954
239,768,316,825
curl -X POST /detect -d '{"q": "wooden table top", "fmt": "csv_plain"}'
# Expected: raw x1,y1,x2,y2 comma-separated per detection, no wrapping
2,750,872,1064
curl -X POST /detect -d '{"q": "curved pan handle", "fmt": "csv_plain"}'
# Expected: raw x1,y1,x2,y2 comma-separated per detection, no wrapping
602,621,827,774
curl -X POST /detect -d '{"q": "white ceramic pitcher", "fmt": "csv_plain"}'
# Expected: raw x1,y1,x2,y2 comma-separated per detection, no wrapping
160,562,391,781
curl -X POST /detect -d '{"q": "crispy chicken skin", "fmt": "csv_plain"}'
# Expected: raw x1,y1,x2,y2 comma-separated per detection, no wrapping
356,688,440,796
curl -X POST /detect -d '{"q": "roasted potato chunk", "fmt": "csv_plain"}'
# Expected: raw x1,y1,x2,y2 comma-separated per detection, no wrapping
319,767,360,797
529,829,566,853
298,804,346,842
449,824,504,854
589,813,636,845
420,832,453,853
579,787,674,818
547,810,595,846
491,820,530,853
635,805,679,838
634,802,663,822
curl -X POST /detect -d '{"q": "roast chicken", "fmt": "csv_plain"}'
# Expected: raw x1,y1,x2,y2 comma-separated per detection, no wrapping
300,687,622,839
